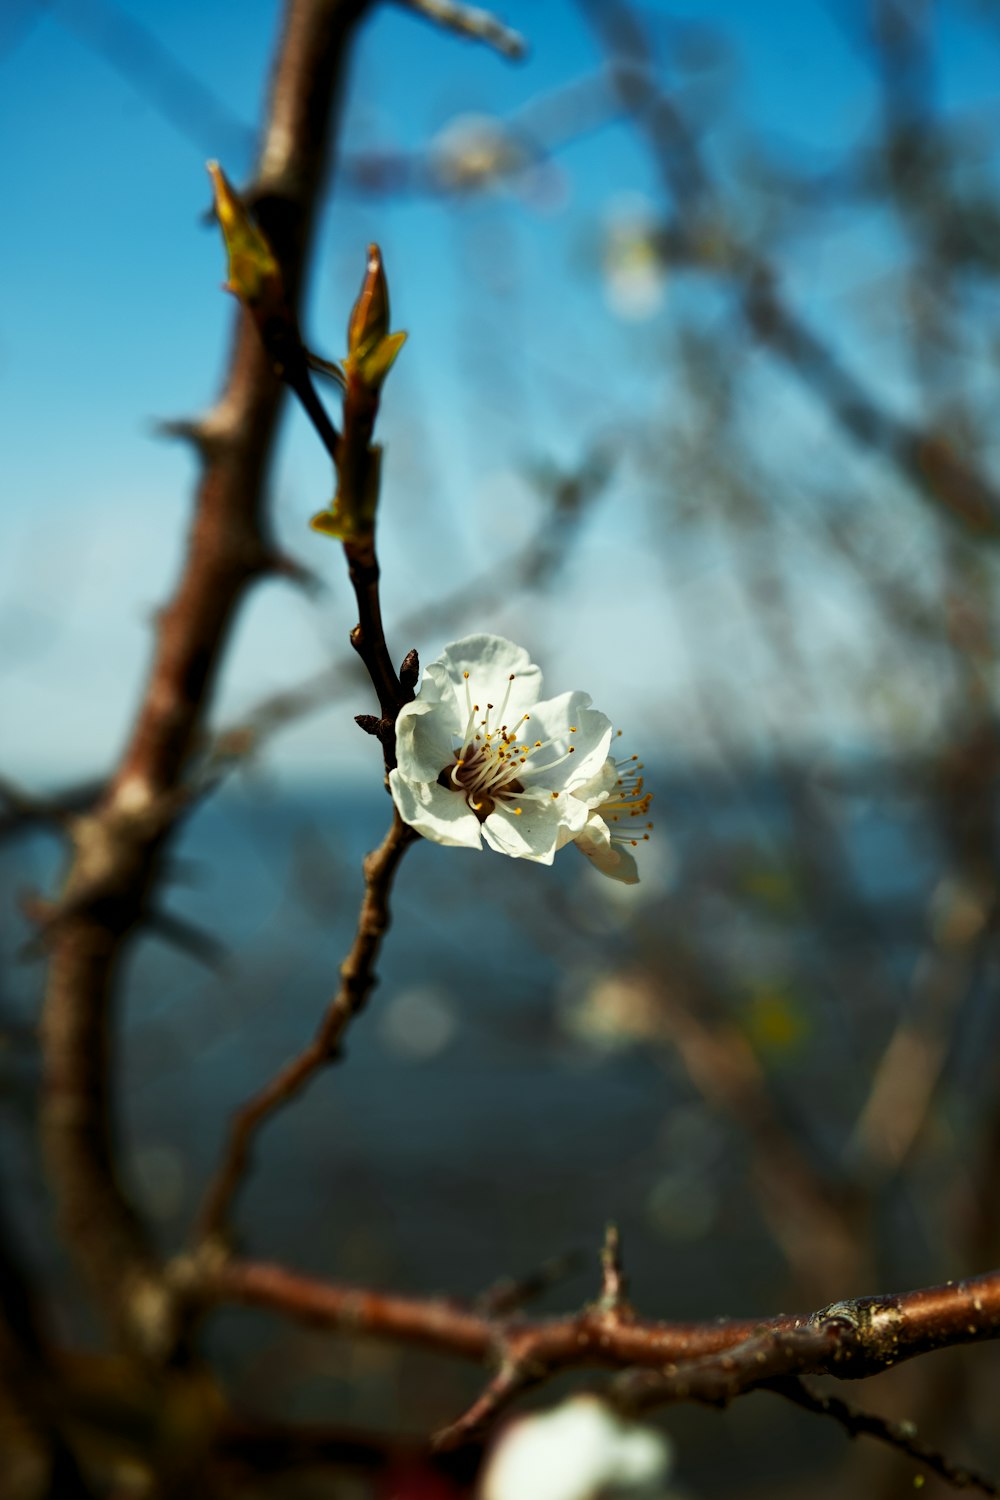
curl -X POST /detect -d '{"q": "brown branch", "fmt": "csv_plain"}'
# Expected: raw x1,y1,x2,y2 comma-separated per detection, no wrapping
196,809,418,1242
433,1360,537,1451
609,1275,1000,1410
39,0,373,1356
437,1227,629,1448
768,1376,1000,1497
346,540,404,730
0,774,101,845
195,1256,1000,1427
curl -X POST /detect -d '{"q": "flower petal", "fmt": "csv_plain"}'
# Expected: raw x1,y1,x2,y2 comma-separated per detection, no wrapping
570,755,618,809
389,770,483,849
519,691,612,792
483,791,587,864
574,817,640,884
395,698,460,784
435,634,542,721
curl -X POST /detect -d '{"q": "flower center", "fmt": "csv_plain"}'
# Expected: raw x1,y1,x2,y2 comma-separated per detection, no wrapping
438,671,578,823
603,739,654,849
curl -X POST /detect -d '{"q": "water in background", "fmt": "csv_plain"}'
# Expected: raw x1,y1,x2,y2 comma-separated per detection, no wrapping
2,762,991,1479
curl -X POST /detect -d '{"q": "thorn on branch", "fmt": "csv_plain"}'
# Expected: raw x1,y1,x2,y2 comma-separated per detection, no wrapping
477,1249,586,1318
263,550,323,594
153,416,219,456
598,1222,631,1320
0,774,97,843
147,909,228,971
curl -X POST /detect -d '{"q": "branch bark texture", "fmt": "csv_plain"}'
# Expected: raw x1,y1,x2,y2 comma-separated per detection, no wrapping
197,1257,1000,1444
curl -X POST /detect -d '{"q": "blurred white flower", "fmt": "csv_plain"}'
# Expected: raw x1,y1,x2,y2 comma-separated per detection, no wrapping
389,635,612,865
562,970,664,1051
603,195,667,322
480,1395,673,1500
430,114,527,192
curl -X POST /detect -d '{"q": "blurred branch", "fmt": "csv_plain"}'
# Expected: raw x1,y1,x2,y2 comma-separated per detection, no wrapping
196,1250,1000,1465
205,443,613,768
196,810,418,1242
39,0,373,1358
578,0,1000,540
849,947,978,1180
769,1375,1000,1497
392,0,525,58
634,952,868,1302
476,1248,587,1317
49,0,253,159
340,70,617,196
0,774,101,845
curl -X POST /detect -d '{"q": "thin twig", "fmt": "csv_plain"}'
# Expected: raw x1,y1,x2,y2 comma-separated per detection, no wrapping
433,1362,536,1450
196,810,418,1242
577,0,1000,540
768,1376,1000,1496
476,1249,587,1318
202,442,613,770
393,0,525,58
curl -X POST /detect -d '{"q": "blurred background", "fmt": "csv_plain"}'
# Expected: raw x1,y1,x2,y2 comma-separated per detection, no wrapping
4,0,1000,1495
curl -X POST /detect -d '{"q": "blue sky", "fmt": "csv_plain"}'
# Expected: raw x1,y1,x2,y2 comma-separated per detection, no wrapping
2,0,997,783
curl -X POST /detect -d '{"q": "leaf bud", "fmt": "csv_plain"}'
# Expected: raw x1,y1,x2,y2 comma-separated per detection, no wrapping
207,161,283,311
345,245,407,391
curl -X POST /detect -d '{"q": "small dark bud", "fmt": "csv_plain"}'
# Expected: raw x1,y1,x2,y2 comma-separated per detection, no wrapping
399,648,420,694
355,714,383,737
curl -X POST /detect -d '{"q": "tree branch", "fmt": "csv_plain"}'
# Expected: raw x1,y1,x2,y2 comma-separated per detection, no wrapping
392,0,525,58
39,0,372,1357
196,809,418,1242
577,0,1000,540
768,1376,1000,1497
193,1254,1000,1436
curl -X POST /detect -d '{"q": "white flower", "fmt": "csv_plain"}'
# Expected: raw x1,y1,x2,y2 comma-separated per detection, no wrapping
389,635,613,865
480,1395,673,1500
568,744,654,885
429,113,527,192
